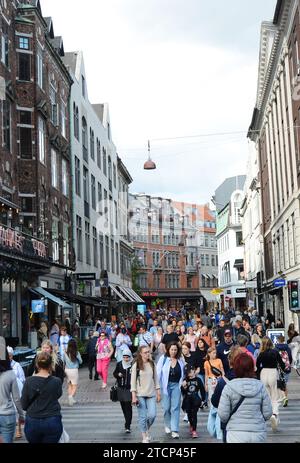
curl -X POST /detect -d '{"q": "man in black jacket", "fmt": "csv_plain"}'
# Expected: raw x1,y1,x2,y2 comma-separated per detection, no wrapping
86,331,99,380
216,330,235,374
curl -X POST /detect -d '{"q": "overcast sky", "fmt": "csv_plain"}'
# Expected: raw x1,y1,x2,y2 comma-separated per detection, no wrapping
41,0,276,204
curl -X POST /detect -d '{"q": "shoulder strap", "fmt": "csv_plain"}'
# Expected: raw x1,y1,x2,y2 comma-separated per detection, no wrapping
224,391,245,426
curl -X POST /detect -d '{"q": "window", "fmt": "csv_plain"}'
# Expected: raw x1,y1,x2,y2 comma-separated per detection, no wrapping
63,222,69,266
105,235,110,271
18,53,31,81
205,235,209,247
38,117,45,163
187,276,193,288
85,221,91,265
1,32,9,67
83,166,89,202
21,197,33,212
37,50,43,88
97,182,103,214
2,100,11,151
82,75,86,98
51,150,58,188
75,157,81,196
49,83,58,126
107,122,111,140
211,255,215,266
62,159,68,196
76,215,83,262
93,227,98,268
97,139,101,168
19,127,32,159
113,164,116,188
61,102,66,138
91,174,96,210
52,219,59,262
90,129,95,160
116,243,119,275
114,200,118,229
236,231,243,247
73,104,79,140
206,254,209,266
99,233,104,270
103,148,107,175
111,239,115,273
82,117,88,161
19,37,29,49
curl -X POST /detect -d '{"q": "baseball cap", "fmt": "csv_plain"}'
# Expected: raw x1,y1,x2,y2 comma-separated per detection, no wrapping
224,329,232,336
234,315,243,323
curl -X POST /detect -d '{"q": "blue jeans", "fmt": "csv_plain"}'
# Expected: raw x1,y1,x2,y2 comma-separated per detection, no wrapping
24,415,63,443
0,413,16,443
137,396,157,433
162,382,181,433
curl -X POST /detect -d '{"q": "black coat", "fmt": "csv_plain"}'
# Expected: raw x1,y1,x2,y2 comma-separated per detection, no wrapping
113,361,132,389
86,337,98,357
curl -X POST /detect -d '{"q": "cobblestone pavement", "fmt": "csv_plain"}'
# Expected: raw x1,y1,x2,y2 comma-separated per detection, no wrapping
16,361,300,443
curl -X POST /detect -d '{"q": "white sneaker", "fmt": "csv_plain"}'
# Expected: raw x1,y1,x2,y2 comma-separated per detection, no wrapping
142,436,150,443
183,413,188,422
165,426,171,434
72,398,77,404
171,431,179,439
68,395,74,406
270,414,278,432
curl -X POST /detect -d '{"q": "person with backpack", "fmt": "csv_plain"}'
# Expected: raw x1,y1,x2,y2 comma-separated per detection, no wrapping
275,335,292,407
217,353,272,443
131,346,161,443
156,342,185,439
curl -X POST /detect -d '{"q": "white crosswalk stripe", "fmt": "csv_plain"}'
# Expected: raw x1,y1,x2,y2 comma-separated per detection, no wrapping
60,400,300,443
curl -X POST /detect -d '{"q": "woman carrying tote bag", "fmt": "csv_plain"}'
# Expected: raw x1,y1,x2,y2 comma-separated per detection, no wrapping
113,348,133,433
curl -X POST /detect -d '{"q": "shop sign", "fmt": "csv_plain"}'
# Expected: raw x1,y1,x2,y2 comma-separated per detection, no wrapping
141,292,159,297
75,273,96,281
273,278,286,288
0,225,47,259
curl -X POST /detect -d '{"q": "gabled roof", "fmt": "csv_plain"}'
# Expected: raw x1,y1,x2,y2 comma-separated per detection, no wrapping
63,52,78,75
92,104,104,123
50,36,64,57
44,17,54,39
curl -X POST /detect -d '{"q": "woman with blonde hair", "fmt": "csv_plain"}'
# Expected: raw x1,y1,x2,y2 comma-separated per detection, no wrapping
256,337,285,432
64,339,82,405
27,340,65,383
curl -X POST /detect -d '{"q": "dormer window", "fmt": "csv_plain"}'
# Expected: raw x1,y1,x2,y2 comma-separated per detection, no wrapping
19,37,29,50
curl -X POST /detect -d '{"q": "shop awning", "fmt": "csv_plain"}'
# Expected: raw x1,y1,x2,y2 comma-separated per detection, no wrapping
212,274,218,279
110,284,145,303
46,289,102,307
30,287,73,309
200,289,218,302
202,273,210,279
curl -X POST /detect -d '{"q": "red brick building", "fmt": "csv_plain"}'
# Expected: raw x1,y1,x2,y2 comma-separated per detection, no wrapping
0,0,73,344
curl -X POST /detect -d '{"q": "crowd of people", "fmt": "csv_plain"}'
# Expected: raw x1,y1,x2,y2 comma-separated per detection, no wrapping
0,305,300,444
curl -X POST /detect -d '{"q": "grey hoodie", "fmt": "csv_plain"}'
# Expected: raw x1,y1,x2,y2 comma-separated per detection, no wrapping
0,370,25,419
218,378,272,441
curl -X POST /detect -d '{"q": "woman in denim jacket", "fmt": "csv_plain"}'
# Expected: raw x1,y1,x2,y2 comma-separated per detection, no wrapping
156,342,185,439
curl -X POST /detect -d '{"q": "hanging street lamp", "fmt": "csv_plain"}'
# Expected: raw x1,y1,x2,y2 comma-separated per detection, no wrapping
144,140,156,170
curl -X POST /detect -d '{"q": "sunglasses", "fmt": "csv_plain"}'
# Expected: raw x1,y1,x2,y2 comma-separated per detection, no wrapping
123,355,130,358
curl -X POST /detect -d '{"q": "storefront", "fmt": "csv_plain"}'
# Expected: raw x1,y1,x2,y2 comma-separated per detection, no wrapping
141,289,202,310
0,223,50,345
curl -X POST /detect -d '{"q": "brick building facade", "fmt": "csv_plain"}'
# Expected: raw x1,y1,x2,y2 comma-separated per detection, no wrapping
0,0,73,344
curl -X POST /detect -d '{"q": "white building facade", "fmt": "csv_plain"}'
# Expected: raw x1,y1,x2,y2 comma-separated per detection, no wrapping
62,51,138,317
216,190,246,310
248,0,300,330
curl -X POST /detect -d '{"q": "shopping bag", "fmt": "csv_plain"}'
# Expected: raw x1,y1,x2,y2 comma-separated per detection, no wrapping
59,427,70,443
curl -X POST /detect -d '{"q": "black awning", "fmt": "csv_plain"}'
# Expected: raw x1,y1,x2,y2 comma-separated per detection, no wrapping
234,259,244,268
47,289,102,306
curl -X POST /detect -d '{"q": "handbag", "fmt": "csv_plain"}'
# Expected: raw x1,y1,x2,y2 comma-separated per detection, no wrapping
110,382,118,402
59,427,70,443
209,361,222,377
277,368,286,391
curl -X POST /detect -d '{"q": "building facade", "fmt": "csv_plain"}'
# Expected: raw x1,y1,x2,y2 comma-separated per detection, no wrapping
61,51,137,321
248,0,300,330
215,179,246,311
129,194,218,310
0,0,74,344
